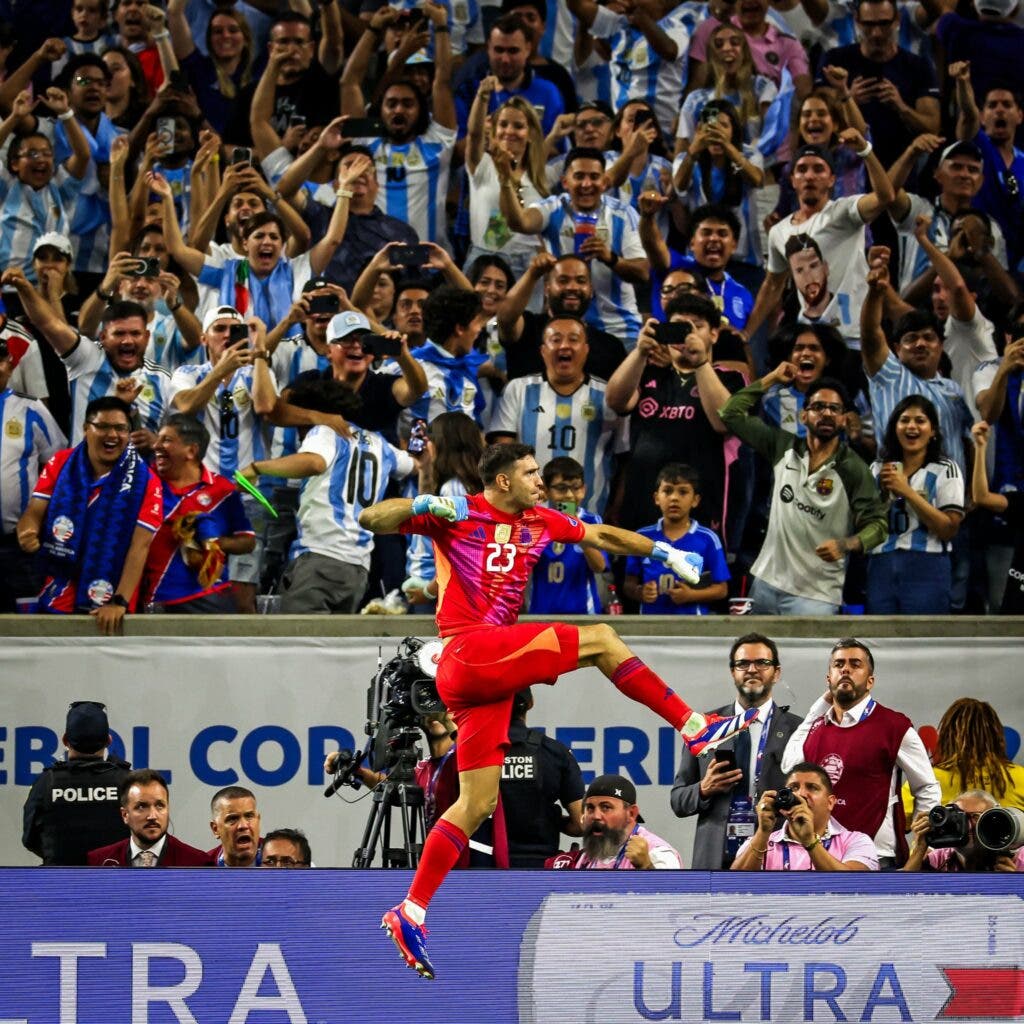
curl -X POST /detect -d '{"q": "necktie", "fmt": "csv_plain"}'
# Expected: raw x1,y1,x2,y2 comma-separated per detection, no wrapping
735,725,752,796
135,849,157,867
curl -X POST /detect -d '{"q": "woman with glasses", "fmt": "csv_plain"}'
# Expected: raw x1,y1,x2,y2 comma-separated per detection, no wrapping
866,394,963,614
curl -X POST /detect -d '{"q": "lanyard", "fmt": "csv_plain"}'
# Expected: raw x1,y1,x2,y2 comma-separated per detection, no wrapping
424,745,455,824
611,823,640,870
781,835,833,870
751,705,774,790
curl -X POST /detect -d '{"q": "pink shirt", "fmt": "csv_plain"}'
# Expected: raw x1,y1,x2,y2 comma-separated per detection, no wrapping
926,847,1024,871
737,817,879,870
690,18,809,86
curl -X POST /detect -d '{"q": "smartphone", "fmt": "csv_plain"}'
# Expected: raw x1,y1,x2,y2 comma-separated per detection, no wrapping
228,322,249,345
344,117,385,139
308,293,340,316
408,418,428,455
230,146,253,167
632,108,653,129
127,257,160,277
156,117,176,157
366,334,403,357
289,114,307,130
653,321,692,345
388,244,431,267
714,749,737,771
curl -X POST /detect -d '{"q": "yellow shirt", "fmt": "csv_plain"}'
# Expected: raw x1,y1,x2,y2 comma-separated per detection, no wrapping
901,762,1024,819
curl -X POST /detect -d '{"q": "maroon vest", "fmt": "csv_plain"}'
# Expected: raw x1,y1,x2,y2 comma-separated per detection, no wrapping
802,702,912,860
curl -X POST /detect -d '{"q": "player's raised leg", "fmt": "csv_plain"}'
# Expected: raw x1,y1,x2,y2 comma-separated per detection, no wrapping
576,623,758,755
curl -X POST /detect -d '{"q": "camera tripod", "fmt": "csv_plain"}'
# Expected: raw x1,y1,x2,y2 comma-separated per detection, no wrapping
352,733,426,869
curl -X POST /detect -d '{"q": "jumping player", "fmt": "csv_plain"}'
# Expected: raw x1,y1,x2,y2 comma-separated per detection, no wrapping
359,443,758,979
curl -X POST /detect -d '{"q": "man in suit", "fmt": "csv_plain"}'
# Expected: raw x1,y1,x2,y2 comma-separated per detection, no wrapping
670,633,803,869
87,769,211,866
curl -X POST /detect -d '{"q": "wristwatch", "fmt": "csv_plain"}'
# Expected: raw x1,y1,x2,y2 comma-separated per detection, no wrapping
109,594,129,609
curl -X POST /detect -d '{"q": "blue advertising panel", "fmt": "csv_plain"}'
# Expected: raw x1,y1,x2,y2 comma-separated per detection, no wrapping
1,870,1022,1023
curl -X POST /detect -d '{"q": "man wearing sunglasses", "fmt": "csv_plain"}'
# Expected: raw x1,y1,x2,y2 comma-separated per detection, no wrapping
22,701,133,865
671,632,803,869
719,372,887,614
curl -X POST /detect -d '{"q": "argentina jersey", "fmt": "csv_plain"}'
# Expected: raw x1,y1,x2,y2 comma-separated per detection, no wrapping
167,363,276,480
762,383,807,438
488,375,626,513
291,426,414,569
871,458,964,554
0,167,83,280
361,122,457,248
0,390,65,532
146,310,204,372
64,338,170,443
394,0,481,54
538,0,577,65
406,476,468,584
529,508,606,614
534,194,644,347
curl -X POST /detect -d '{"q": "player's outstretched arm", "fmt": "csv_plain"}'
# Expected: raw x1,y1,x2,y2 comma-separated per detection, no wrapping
359,498,417,535
580,523,702,585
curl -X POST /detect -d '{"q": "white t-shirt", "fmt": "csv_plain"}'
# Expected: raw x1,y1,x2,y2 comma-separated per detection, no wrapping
468,153,544,256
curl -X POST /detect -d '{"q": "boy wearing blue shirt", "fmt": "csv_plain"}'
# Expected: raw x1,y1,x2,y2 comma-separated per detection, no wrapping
528,457,608,614
624,463,729,615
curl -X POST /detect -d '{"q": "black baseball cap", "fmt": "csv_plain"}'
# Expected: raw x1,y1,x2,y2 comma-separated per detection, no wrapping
577,100,614,121
65,701,109,754
792,144,835,172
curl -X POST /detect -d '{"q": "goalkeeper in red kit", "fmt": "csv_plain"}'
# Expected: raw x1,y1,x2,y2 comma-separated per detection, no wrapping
358,443,756,979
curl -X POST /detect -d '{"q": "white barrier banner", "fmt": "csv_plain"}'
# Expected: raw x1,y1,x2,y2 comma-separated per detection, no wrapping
519,894,1024,1023
2,635,1021,866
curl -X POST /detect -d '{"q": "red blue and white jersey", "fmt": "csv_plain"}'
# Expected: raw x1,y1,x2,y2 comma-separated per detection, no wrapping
32,447,163,613
400,493,587,637
143,469,253,606
0,388,65,533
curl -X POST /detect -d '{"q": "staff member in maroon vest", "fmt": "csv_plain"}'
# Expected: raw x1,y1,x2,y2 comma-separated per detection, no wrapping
781,638,940,867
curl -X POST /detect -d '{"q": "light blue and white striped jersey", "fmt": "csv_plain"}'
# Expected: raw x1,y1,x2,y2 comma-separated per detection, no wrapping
868,352,974,475
146,310,204,373
393,0,481,54
870,457,963,554
359,121,457,249
63,337,170,444
267,336,331,462
796,292,859,347
573,48,614,108
406,476,467,583
0,165,83,281
53,33,119,77
291,425,414,569
531,193,645,348
0,388,65,532
488,374,627,513
677,79,778,146
608,154,673,214
763,381,875,444
167,362,278,479
390,340,483,426
591,3,696,138
54,113,124,274
539,0,577,65
892,193,1008,293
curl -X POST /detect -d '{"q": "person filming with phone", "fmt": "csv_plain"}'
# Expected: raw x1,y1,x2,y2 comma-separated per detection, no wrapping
731,761,879,871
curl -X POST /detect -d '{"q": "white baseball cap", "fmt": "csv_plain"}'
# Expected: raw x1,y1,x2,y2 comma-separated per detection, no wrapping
327,310,373,342
33,232,73,259
202,305,245,333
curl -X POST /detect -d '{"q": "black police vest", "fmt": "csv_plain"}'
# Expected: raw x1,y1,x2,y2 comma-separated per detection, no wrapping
39,758,132,864
500,727,559,862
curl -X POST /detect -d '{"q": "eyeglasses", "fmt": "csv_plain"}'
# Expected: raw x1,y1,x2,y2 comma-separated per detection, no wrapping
576,117,609,130
73,74,107,87
20,149,53,161
661,282,699,295
69,701,107,711
807,401,844,414
262,856,306,867
87,420,130,434
730,658,776,670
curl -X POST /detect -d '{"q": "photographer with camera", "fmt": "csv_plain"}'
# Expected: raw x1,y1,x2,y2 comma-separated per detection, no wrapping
731,761,879,871
903,792,1024,873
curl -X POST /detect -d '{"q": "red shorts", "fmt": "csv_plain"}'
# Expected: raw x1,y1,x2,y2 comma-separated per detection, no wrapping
436,622,580,771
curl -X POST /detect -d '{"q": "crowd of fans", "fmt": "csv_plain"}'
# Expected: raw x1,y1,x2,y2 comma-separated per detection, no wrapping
0,0,1022,624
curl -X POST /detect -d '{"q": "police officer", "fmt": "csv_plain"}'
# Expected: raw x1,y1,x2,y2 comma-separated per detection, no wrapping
499,688,585,868
670,633,802,869
22,701,132,864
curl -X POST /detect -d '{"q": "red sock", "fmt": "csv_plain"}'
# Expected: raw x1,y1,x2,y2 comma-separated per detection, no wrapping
611,657,694,730
407,818,468,912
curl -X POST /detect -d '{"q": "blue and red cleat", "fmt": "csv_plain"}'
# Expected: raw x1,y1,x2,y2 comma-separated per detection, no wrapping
381,904,436,980
682,707,759,757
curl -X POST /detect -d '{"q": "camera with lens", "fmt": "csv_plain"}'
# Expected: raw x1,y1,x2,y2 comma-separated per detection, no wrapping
926,803,970,849
775,786,798,811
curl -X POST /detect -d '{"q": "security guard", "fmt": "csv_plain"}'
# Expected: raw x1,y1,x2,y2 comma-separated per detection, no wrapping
499,688,585,867
22,701,132,864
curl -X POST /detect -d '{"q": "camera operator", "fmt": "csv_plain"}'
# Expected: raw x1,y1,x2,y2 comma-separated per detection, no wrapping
325,710,508,868
903,792,1024,873
731,761,879,871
